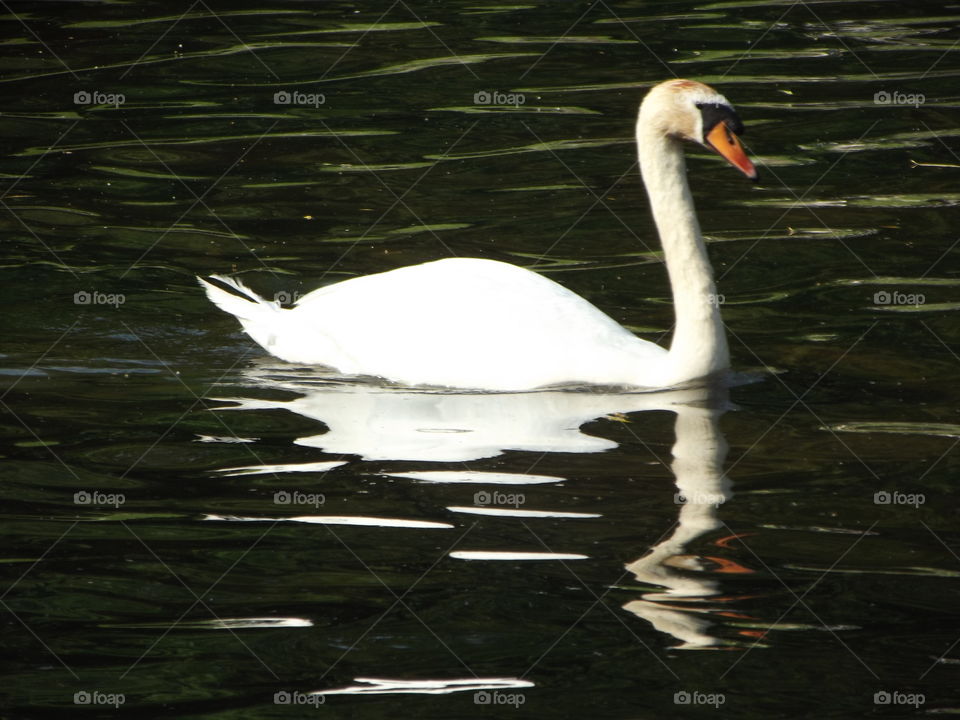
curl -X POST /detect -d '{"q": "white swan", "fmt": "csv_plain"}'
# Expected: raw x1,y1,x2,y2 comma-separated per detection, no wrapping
199,79,756,391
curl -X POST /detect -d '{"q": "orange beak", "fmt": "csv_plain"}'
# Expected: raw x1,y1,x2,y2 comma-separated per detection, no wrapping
706,122,757,181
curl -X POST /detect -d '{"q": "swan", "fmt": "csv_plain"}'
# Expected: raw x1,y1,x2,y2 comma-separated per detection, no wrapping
199,78,757,391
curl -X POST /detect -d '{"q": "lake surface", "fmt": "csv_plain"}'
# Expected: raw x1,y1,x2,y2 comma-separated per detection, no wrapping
2,1,959,717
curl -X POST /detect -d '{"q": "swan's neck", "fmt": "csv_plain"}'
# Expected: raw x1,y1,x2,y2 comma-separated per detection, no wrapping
637,125,729,382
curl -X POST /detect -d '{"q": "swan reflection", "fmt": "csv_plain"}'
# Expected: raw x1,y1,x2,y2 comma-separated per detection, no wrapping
621,388,751,650
209,364,751,649
212,364,715,463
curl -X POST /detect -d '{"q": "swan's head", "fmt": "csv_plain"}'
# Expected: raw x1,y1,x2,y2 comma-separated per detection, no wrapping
639,78,757,181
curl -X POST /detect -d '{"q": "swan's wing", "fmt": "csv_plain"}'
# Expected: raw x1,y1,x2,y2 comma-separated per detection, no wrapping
276,258,664,389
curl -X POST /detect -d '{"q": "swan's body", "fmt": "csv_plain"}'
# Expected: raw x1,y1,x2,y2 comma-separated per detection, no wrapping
201,258,669,390
199,79,756,391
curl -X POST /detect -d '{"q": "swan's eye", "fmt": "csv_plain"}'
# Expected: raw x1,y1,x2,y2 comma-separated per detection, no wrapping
696,102,744,142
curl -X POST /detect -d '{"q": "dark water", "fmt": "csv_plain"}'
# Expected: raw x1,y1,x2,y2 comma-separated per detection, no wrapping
3,1,959,717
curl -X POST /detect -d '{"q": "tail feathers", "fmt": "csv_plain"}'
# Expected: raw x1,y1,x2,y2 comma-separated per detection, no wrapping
197,274,278,322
